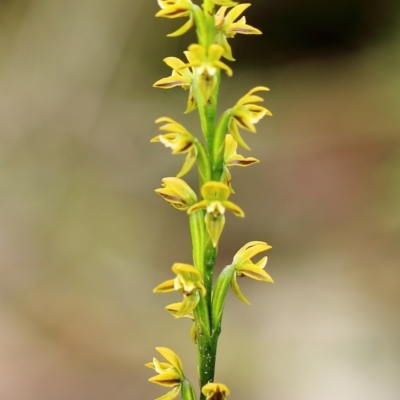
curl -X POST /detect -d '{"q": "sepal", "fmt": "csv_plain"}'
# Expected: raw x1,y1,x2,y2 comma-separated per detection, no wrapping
155,177,197,211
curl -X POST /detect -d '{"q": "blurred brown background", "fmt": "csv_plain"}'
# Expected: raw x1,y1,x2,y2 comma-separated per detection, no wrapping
0,0,399,399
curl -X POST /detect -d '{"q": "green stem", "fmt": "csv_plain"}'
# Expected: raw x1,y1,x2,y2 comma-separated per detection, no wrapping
196,238,218,400
203,239,217,317
203,0,216,48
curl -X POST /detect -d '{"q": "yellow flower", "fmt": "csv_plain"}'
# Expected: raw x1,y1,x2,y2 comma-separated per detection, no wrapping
188,181,244,247
223,134,259,192
228,86,272,150
155,177,197,211
230,241,273,304
202,382,230,400
181,44,233,102
153,54,196,114
154,263,206,317
213,0,237,6
146,347,185,399
156,0,195,37
215,4,261,60
151,117,197,177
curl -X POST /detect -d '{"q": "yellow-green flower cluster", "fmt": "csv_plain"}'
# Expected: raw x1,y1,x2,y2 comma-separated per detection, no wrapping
149,1,273,399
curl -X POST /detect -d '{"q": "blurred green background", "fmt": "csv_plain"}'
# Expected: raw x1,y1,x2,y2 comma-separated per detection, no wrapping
0,0,400,399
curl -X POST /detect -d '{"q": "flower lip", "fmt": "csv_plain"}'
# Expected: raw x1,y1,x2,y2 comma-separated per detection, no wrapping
202,382,231,399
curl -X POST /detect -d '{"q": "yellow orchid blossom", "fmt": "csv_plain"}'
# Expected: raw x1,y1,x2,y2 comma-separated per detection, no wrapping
215,4,261,60
146,347,185,400
181,44,233,102
152,117,197,177
188,181,244,247
212,0,237,6
230,241,273,304
154,263,206,317
229,86,272,150
156,0,195,37
153,53,196,113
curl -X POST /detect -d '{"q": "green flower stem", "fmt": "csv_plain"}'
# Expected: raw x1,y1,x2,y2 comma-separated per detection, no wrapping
192,5,207,48
197,239,218,399
203,239,217,315
196,333,218,400
203,0,216,48
192,76,220,148
193,296,215,400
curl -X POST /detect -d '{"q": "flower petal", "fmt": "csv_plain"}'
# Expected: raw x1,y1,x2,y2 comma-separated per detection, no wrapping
167,15,194,37
155,347,184,376
178,291,200,316
237,261,274,282
205,213,225,247
154,386,181,400
223,200,245,217
153,279,176,293
176,148,197,177
201,181,231,202
235,241,272,262
149,369,181,387
228,119,250,150
230,272,251,305
227,154,259,167
153,74,190,89
225,3,251,24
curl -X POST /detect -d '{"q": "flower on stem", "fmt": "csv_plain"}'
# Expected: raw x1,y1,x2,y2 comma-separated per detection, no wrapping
213,0,238,7
154,263,206,317
156,0,195,37
153,53,197,113
181,44,233,103
152,117,197,177
228,86,272,150
230,241,273,304
188,181,244,247
146,347,185,400
155,177,197,211
202,382,230,400
215,4,261,61
223,134,259,192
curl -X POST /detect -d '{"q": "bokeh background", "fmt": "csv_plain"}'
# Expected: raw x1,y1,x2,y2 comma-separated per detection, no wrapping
1,0,400,399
